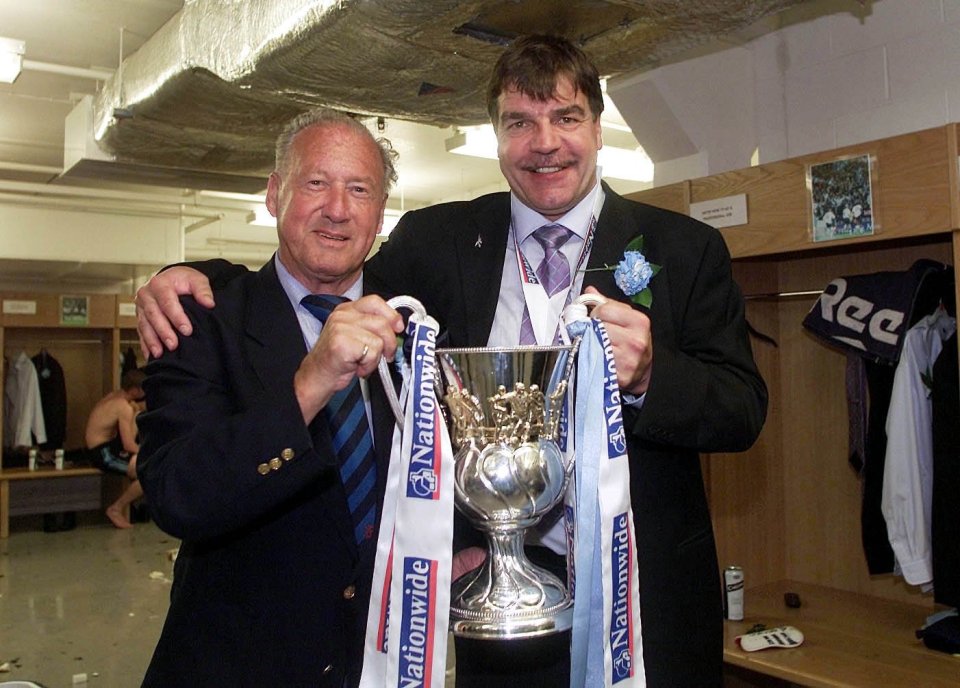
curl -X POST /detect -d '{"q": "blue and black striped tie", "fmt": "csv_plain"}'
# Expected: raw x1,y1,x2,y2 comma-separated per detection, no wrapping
301,294,377,544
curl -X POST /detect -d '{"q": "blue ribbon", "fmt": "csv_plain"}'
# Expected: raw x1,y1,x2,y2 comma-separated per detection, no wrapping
568,318,609,687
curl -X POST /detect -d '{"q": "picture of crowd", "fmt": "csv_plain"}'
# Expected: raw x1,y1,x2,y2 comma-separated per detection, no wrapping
810,154,874,241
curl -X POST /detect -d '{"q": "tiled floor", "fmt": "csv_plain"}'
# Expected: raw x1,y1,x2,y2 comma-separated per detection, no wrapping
0,513,173,688
0,513,458,688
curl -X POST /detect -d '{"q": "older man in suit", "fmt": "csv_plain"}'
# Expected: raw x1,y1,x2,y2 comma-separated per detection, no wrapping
137,35,767,688
136,108,405,687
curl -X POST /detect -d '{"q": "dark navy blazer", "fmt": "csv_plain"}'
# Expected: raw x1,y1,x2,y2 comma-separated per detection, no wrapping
138,259,395,687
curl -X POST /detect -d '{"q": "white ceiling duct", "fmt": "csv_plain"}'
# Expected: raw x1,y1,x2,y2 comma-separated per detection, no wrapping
61,0,808,190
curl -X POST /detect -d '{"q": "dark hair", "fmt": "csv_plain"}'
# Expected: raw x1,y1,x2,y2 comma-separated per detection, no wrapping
121,368,146,391
275,107,399,196
485,34,604,127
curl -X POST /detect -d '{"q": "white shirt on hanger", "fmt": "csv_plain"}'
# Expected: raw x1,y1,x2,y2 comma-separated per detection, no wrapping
881,308,956,587
4,351,47,448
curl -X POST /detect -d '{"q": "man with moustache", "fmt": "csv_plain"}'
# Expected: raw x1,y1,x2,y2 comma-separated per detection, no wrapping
136,35,767,688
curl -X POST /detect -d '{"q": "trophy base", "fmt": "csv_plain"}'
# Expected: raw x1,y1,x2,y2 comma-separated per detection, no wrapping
449,565,572,640
449,605,573,640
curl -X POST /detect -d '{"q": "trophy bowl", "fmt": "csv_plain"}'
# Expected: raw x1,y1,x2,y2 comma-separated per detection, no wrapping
436,344,577,639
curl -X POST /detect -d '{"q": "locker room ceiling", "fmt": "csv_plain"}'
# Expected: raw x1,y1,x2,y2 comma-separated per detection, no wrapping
0,0,842,288
0,0,819,198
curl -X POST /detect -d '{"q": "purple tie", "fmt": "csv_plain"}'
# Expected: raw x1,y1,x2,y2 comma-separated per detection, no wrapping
519,224,573,345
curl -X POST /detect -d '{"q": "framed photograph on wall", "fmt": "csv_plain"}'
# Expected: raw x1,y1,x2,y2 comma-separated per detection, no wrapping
60,295,89,326
807,154,876,242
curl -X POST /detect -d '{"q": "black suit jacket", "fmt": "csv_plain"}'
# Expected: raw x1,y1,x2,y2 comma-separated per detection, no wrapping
137,259,395,687
365,184,768,687
179,186,768,686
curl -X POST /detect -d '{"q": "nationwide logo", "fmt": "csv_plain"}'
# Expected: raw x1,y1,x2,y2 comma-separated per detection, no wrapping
609,512,634,683
597,324,626,457
397,557,437,687
408,467,437,497
407,328,441,500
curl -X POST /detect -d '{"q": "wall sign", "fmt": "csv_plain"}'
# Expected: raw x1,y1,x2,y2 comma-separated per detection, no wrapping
689,194,748,229
2,300,37,315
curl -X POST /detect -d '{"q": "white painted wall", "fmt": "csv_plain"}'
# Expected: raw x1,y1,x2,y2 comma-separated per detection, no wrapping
0,205,181,265
610,0,960,184
0,182,276,291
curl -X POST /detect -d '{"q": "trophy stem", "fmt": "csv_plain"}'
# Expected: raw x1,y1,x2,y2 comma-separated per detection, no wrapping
450,527,572,639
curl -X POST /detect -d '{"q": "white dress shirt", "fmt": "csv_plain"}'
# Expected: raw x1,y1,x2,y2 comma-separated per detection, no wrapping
488,179,603,347
882,308,956,587
273,254,374,432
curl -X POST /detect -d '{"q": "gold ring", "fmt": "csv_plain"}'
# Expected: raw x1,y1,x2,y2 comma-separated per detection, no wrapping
359,343,370,363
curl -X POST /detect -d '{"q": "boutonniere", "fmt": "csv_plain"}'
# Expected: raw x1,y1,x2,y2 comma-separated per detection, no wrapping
584,235,661,307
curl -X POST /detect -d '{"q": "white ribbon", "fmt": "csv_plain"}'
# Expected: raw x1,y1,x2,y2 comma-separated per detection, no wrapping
565,310,645,687
360,313,455,688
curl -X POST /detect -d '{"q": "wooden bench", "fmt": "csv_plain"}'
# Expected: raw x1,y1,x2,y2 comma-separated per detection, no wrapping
723,580,959,687
0,466,108,537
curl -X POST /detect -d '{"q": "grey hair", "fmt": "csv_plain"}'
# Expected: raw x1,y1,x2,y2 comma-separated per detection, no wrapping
274,108,399,196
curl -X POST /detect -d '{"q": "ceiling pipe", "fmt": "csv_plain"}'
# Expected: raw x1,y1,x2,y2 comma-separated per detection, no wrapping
184,214,225,233
0,161,62,175
205,237,278,248
22,59,113,82
0,178,263,215
0,178,192,204
0,191,222,221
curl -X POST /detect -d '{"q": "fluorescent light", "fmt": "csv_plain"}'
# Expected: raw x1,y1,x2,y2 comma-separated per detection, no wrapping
246,205,275,227
600,79,633,133
247,204,403,236
0,37,25,84
445,124,653,183
381,208,402,236
445,126,499,160
598,147,654,183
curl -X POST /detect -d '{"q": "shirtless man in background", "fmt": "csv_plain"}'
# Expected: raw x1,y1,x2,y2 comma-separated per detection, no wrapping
85,368,146,528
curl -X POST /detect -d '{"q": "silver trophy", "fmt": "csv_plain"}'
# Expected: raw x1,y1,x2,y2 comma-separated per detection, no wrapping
437,344,578,639
378,295,599,641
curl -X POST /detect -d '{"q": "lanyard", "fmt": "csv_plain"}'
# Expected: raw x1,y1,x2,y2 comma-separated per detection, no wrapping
513,192,603,345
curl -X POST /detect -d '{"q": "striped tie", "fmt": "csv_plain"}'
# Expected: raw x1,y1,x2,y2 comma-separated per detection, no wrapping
301,294,377,544
520,223,573,345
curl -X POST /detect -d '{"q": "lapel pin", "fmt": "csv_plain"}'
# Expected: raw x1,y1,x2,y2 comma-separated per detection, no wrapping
475,234,483,248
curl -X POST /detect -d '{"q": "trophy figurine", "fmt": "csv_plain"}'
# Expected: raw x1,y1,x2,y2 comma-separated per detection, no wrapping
436,343,578,639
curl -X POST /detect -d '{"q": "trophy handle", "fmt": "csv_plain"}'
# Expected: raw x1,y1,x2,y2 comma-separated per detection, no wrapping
378,295,429,427
574,292,605,308
565,291,606,320
555,291,608,394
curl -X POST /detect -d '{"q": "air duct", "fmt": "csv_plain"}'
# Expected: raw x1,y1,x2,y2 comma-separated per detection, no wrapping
59,0,807,189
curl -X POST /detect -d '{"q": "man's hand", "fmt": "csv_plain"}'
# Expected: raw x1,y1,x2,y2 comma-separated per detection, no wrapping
583,286,653,395
294,296,404,424
452,546,487,581
136,267,214,359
